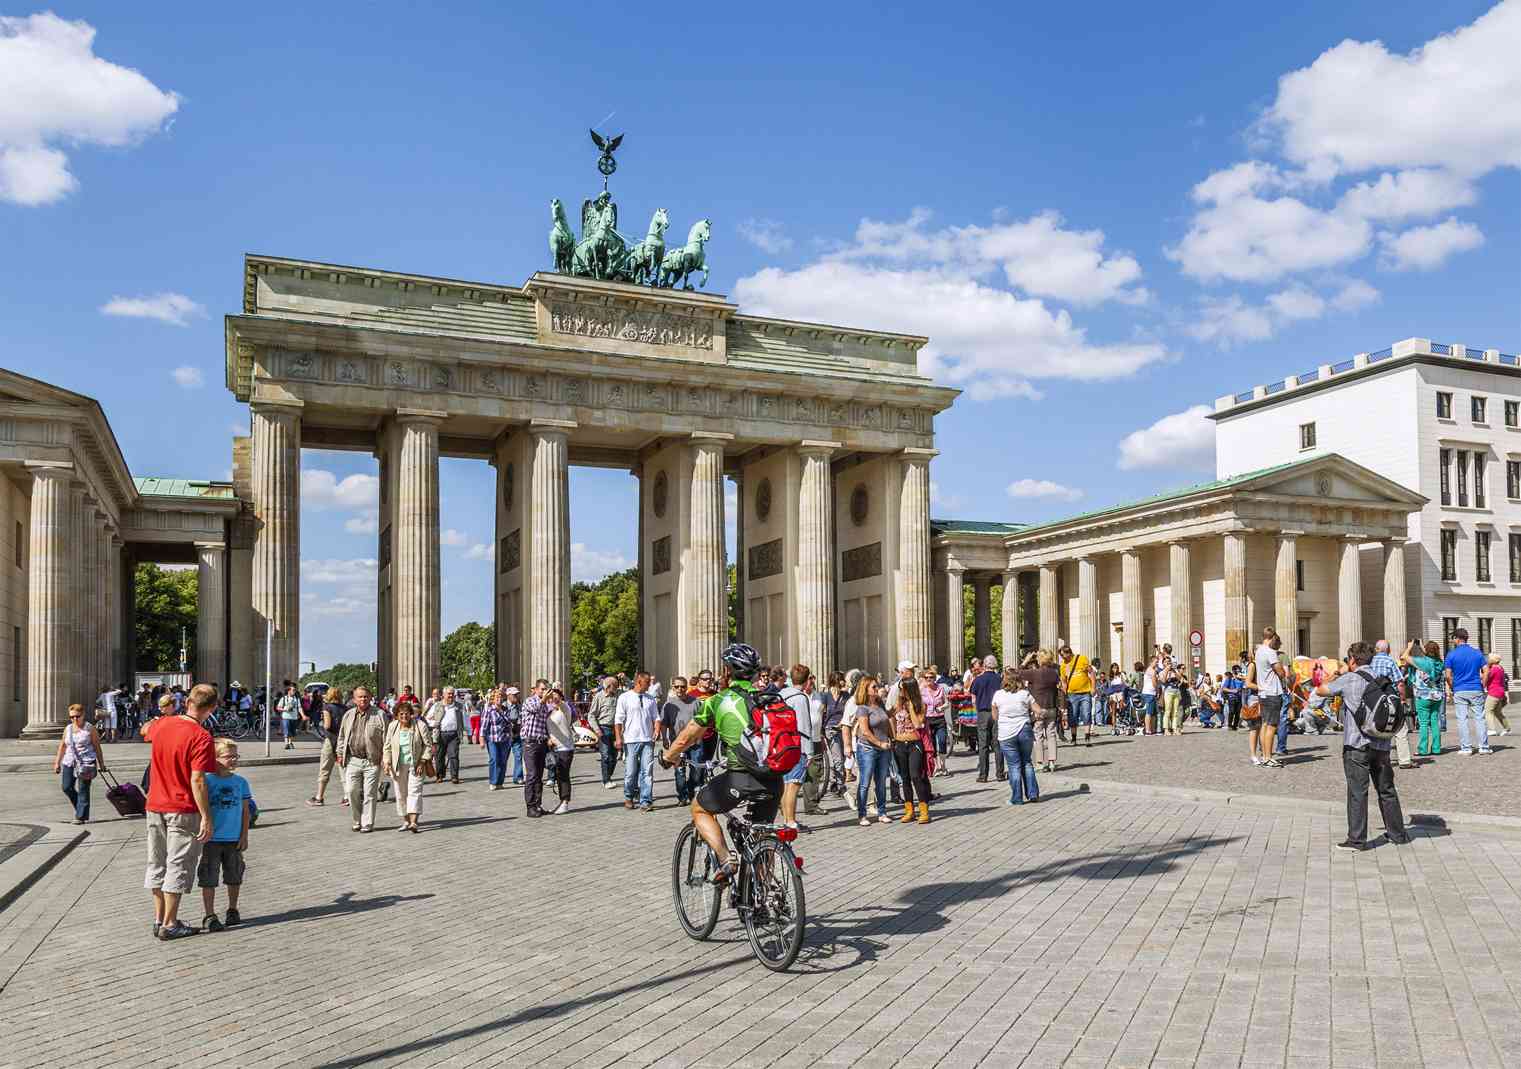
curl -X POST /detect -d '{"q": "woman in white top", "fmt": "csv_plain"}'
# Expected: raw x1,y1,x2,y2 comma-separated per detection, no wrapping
544,688,577,814
991,669,1041,805
52,703,106,824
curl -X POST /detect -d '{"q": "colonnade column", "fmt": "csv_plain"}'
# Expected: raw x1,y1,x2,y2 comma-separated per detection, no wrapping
894,450,933,667
394,410,443,694
1338,537,1363,654
251,401,301,689
795,441,836,680
527,421,571,686
1038,564,1059,651
1168,541,1191,654
1121,549,1144,670
1274,532,1299,658
972,575,992,660
80,514,97,695
1223,533,1248,663
688,433,730,677
196,542,228,687
68,484,85,703
1077,557,1099,660
1000,571,1018,669
93,516,109,691
21,464,74,737
944,566,965,672
1383,540,1408,645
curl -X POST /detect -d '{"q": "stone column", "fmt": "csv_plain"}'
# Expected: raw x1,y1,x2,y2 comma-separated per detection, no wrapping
1383,540,1408,646
94,516,110,690
944,566,965,671
196,542,228,686
251,402,301,689
1274,532,1299,658
1168,541,1191,655
896,450,934,667
107,534,122,685
1038,564,1060,651
795,441,836,679
528,421,571,686
1121,549,1144,669
393,411,443,694
1077,557,1099,660
22,465,75,737
80,514,98,693
971,575,992,659
688,434,729,676
1338,537,1364,654
69,484,87,703
1000,571,1018,669
1223,533,1248,663
121,545,136,684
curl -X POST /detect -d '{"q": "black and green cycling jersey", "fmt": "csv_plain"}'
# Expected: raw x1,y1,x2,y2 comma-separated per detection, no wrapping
693,679,755,771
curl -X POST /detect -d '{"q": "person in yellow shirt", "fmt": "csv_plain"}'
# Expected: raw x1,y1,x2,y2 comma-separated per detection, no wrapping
1058,645,1095,745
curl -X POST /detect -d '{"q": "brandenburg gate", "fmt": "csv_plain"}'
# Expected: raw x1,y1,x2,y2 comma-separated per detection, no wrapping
226,254,958,691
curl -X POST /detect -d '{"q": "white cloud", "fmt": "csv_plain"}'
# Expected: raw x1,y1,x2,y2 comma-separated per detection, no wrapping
1337,169,1477,222
571,543,631,583
344,511,378,535
737,218,793,254
1264,285,1325,323
465,542,494,562
1185,279,1380,348
0,13,179,205
1329,279,1380,311
440,528,468,547
929,480,965,512
1117,404,1216,472
302,557,377,586
101,292,204,326
170,365,204,389
1378,217,1485,271
1005,478,1083,502
302,470,379,511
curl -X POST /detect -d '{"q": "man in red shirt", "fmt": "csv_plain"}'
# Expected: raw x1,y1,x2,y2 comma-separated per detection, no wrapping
145,683,217,941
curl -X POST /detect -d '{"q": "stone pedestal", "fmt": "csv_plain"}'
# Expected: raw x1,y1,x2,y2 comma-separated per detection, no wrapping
251,402,301,689
1223,533,1248,663
196,542,228,686
1168,541,1191,654
1121,550,1144,669
1383,540,1408,645
22,465,74,738
1338,538,1363,654
795,442,835,679
527,422,571,686
1274,533,1299,658
686,434,729,676
393,411,443,694
896,451,933,667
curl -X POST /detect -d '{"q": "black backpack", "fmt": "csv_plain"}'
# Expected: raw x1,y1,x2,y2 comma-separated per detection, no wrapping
1351,669,1407,740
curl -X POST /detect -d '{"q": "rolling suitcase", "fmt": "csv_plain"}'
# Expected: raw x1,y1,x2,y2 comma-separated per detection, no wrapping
101,768,146,818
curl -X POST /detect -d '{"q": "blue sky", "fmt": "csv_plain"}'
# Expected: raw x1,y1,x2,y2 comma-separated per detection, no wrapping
3,2,1516,667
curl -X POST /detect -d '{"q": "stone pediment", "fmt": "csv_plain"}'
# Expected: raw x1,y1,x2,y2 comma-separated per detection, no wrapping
1236,454,1426,508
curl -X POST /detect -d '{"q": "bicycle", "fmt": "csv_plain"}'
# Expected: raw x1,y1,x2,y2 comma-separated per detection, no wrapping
670,796,807,972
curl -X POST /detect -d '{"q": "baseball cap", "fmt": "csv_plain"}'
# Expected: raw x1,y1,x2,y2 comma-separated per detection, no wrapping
505,685,520,696
897,659,915,672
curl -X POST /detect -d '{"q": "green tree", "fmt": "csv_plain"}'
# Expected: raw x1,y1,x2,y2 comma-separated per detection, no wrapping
300,662,377,694
440,621,496,692
569,567,639,685
134,563,198,672
961,580,1003,669
727,562,738,642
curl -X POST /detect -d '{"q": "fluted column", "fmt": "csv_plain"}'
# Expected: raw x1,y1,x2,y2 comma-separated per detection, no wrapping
969,574,991,659
1077,557,1099,660
1038,564,1059,651
394,411,443,694
196,542,228,686
80,513,97,695
794,441,835,679
107,534,122,685
22,465,75,737
1274,532,1299,659
1168,541,1191,655
528,422,571,686
69,484,87,703
688,434,729,676
1338,537,1364,654
944,566,965,671
1224,533,1248,663
1383,540,1408,646
1121,549,1144,669
1000,570,1018,669
93,515,110,690
896,450,934,666
251,402,301,689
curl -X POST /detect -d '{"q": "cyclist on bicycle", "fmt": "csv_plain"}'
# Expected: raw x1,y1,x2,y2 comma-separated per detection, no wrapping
661,642,780,885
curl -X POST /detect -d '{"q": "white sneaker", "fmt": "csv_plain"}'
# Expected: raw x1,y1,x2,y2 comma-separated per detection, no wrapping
1251,756,1263,766
553,802,569,814
603,781,616,789
1478,748,1494,755
866,805,880,819
1459,748,1473,756
859,817,871,827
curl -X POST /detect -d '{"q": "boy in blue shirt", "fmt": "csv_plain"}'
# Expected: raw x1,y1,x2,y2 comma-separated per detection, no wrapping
1443,627,1492,755
198,738,251,931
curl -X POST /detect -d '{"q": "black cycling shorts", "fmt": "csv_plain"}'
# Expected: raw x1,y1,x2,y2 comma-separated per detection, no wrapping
696,769,783,824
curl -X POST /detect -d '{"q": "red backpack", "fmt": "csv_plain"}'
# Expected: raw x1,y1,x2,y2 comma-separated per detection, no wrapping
731,687,803,775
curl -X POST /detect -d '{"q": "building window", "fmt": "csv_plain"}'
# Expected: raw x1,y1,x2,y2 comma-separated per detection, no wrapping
1512,620,1521,679
1441,528,1457,581
1473,396,1488,423
1511,533,1521,583
1443,616,1459,649
1457,451,1470,506
1476,530,1492,582
1437,392,1453,419
1475,453,1488,508
1299,422,1316,450
1509,461,1521,500
1440,448,1452,506
1507,400,1519,428
1478,616,1493,653
1295,559,1305,592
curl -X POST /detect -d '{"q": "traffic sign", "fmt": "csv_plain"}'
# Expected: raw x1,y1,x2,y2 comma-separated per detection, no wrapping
1188,629,1203,648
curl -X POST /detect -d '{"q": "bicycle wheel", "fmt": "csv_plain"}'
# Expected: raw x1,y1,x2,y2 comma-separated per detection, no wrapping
742,843,806,971
671,823,721,940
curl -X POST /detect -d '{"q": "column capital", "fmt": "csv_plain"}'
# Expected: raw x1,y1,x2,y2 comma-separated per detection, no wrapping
1275,529,1305,539
899,447,939,463
946,562,966,576
250,398,303,417
395,407,448,425
194,540,227,552
690,430,735,444
528,417,577,437
23,460,74,477
797,439,841,456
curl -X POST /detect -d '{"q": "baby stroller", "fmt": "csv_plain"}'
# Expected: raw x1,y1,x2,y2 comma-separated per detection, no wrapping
1119,690,1147,735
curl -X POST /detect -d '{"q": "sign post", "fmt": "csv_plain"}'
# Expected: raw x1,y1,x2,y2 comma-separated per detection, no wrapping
1189,629,1204,676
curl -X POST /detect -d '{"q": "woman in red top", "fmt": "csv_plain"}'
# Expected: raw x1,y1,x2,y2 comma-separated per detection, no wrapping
1483,654,1511,736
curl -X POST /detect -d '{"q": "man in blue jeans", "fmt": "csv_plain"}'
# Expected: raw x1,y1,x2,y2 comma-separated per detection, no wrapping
614,671,659,810
1444,628,1493,755
587,676,621,788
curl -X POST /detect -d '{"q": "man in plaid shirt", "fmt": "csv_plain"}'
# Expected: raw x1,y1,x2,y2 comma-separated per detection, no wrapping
1369,639,1413,768
519,680,551,818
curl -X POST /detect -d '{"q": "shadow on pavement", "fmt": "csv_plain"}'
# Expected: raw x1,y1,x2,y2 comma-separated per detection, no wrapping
238,891,435,930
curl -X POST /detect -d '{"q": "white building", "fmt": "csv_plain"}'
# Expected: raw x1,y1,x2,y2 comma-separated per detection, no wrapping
1213,336,1521,675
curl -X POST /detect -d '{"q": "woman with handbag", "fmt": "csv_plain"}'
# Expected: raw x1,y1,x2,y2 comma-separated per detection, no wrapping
382,699,435,833
1023,650,1061,773
544,688,577,814
52,704,106,824
1483,654,1511,737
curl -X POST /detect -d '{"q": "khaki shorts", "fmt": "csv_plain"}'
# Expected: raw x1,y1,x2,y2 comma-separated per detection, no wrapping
144,811,204,895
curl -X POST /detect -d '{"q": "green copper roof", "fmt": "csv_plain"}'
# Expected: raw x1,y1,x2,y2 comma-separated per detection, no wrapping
134,477,237,499
931,519,1027,536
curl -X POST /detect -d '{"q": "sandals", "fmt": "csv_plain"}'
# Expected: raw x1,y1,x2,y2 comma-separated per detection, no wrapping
709,859,739,885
